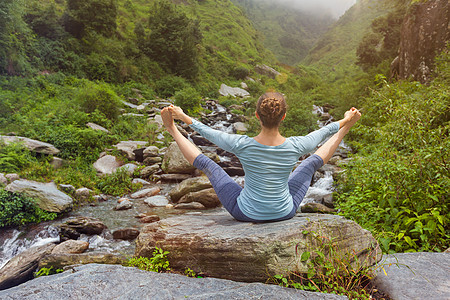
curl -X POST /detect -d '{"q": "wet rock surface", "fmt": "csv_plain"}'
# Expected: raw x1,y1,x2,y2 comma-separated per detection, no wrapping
0,264,347,299
135,211,381,283
373,252,450,300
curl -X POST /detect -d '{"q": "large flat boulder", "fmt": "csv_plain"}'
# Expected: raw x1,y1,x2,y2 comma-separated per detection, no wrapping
0,243,56,290
373,252,450,300
0,264,347,299
5,180,73,213
0,136,60,155
135,212,381,283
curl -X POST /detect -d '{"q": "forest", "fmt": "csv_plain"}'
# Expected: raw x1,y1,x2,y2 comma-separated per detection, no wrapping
0,0,448,297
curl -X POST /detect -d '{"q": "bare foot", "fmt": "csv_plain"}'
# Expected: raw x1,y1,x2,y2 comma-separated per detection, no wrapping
161,107,176,132
344,107,361,128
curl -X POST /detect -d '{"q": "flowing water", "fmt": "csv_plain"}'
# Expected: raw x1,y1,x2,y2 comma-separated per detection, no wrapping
0,103,347,268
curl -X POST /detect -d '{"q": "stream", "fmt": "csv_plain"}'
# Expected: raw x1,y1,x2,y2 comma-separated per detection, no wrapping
0,102,347,269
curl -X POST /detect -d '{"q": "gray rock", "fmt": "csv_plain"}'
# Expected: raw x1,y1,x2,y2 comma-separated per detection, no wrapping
179,188,220,208
136,212,381,283
139,164,160,178
174,202,206,210
162,142,197,174
131,178,151,186
300,203,336,214
49,157,65,169
5,180,73,213
119,163,139,175
93,155,122,175
0,264,347,299
38,253,126,271
121,100,138,109
130,187,160,199
143,156,162,165
169,176,212,202
219,83,250,98
144,195,169,207
60,217,107,236
122,113,145,117
0,173,7,185
373,252,450,300
160,173,191,182
233,122,248,132
114,141,147,161
86,122,110,133
114,199,133,211
74,187,93,201
51,240,89,255
0,243,56,290
255,64,281,79
0,135,60,155
240,82,248,89
143,146,159,158
5,173,19,183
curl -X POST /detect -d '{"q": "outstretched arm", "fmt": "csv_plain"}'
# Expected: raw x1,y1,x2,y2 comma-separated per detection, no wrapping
168,105,244,153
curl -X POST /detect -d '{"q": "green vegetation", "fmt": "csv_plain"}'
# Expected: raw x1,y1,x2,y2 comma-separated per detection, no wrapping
336,52,450,253
0,189,57,228
128,247,171,272
34,266,64,277
271,229,377,299
0,142,37,173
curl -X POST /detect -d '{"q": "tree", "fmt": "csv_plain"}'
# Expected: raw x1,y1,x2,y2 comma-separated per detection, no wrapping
64,0,117,38
145,0,202,79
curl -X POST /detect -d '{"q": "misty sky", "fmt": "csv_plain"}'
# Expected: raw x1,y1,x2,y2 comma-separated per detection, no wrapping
269,0,357,18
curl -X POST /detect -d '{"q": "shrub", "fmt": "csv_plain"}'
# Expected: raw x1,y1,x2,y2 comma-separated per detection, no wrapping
77,82,121,121
0,189,57,228
127,247,170,272
97,167,140,196
174,87,202,114
231,66,250,80
154,75,190,98
0,141,37,173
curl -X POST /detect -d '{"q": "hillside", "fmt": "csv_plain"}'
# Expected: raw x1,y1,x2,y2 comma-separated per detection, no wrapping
304,0,392,70
231,0,334,66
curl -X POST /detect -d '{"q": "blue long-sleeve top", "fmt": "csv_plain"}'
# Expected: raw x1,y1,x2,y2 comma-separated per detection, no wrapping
189,120,340,220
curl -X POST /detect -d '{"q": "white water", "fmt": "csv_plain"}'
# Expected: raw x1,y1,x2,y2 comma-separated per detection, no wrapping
0,226,59,269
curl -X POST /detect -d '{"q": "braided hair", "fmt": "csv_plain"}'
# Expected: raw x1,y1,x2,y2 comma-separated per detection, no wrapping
256,92,287,128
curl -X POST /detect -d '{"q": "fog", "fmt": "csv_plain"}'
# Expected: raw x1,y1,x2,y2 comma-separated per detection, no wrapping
264,0,357,18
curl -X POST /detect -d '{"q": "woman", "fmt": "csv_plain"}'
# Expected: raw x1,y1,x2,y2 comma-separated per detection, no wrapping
161,92,361,222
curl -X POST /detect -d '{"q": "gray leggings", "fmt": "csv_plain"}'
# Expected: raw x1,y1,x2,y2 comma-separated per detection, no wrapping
193,154,324,222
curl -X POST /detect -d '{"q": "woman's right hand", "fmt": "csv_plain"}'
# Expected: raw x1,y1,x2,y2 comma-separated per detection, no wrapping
168,105,193,125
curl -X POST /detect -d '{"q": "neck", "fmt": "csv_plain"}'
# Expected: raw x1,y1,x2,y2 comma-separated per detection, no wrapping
254,126,285,146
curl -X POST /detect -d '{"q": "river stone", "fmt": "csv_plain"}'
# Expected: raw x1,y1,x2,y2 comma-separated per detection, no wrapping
139,215,160,223
373,252,450,300
135,212,381,283
5,180,73,213
174,202,206,210
233,122,248,132
219,83,250,98
114,199,133,210
114,141,147,161
139,164,160,178
51,240,89,255
93,155,122,175
0,135,60,155
0,243,56,290
130,187,160,199
86,122,110,133
5,173,20,183
74,187,93,201
131,178,151,186
112,228,140,240
161,142,197,174
300,203,336,214
168,176,212,202
178,188,220,208
38,253,126,271
159,173,191,182
61,217,107,235
143,156,162,165
0,173,7,185
119,163,139,175
50,157,65,169
144,195,169,207
143,146,159,158
0,264,347,299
